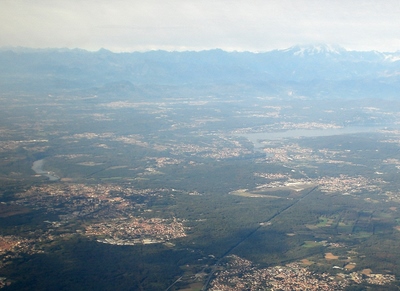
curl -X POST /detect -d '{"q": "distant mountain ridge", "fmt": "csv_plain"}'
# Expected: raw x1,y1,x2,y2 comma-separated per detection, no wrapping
281,44,346,56
1,45,399,99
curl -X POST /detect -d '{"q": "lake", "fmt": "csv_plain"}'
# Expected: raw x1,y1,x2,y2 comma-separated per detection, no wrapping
237,126,383,149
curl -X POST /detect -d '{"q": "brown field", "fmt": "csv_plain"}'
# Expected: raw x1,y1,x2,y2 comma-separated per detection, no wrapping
325,253,339,260
300,259,313,266
361,269,372,275
344,263,356,270
0,236,19,251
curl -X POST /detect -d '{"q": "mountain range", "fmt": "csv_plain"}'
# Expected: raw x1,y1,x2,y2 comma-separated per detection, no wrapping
1,44,399,99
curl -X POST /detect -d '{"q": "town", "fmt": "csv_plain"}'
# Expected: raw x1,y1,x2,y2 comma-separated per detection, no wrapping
209,255,395,291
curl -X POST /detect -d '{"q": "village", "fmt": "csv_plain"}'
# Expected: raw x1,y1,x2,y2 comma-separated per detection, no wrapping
209,255,395,291
10,183,187,246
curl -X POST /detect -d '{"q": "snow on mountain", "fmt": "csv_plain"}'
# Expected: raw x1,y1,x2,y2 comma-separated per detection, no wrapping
281,44,346,57
383,53,400,62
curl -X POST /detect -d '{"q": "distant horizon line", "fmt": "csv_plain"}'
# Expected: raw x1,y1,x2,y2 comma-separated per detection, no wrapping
0,44,399,54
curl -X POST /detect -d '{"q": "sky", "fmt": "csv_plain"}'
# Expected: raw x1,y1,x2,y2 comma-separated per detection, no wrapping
1,0,400,52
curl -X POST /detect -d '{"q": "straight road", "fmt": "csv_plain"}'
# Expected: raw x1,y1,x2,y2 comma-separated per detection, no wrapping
202,186,318,290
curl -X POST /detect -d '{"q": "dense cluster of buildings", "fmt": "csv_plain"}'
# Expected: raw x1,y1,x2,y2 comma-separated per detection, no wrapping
317,175,383,194
250,173,383,196
209,255,395,291
0,183,188,288
85,216,186,245
62,130,254,162
12,183,186,246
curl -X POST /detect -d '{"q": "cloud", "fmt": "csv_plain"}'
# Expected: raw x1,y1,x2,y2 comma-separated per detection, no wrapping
1,0,400,52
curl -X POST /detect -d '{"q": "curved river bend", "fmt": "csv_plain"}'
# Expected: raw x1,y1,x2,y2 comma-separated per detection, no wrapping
31,159,60,181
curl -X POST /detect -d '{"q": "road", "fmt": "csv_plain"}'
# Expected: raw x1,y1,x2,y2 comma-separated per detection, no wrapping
201,186,318,290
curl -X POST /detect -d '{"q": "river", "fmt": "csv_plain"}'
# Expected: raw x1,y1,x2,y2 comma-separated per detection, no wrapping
31,159,60,181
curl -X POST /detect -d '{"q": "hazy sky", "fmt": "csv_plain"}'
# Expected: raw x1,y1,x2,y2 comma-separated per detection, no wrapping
1,0,400,52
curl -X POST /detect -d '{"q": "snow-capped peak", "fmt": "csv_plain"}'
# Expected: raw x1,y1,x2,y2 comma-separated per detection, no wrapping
282,44,346,57
383,53,400,62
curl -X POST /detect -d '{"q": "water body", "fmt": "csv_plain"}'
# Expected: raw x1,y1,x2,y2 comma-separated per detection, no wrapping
32,159,60,181
237,126,383,149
